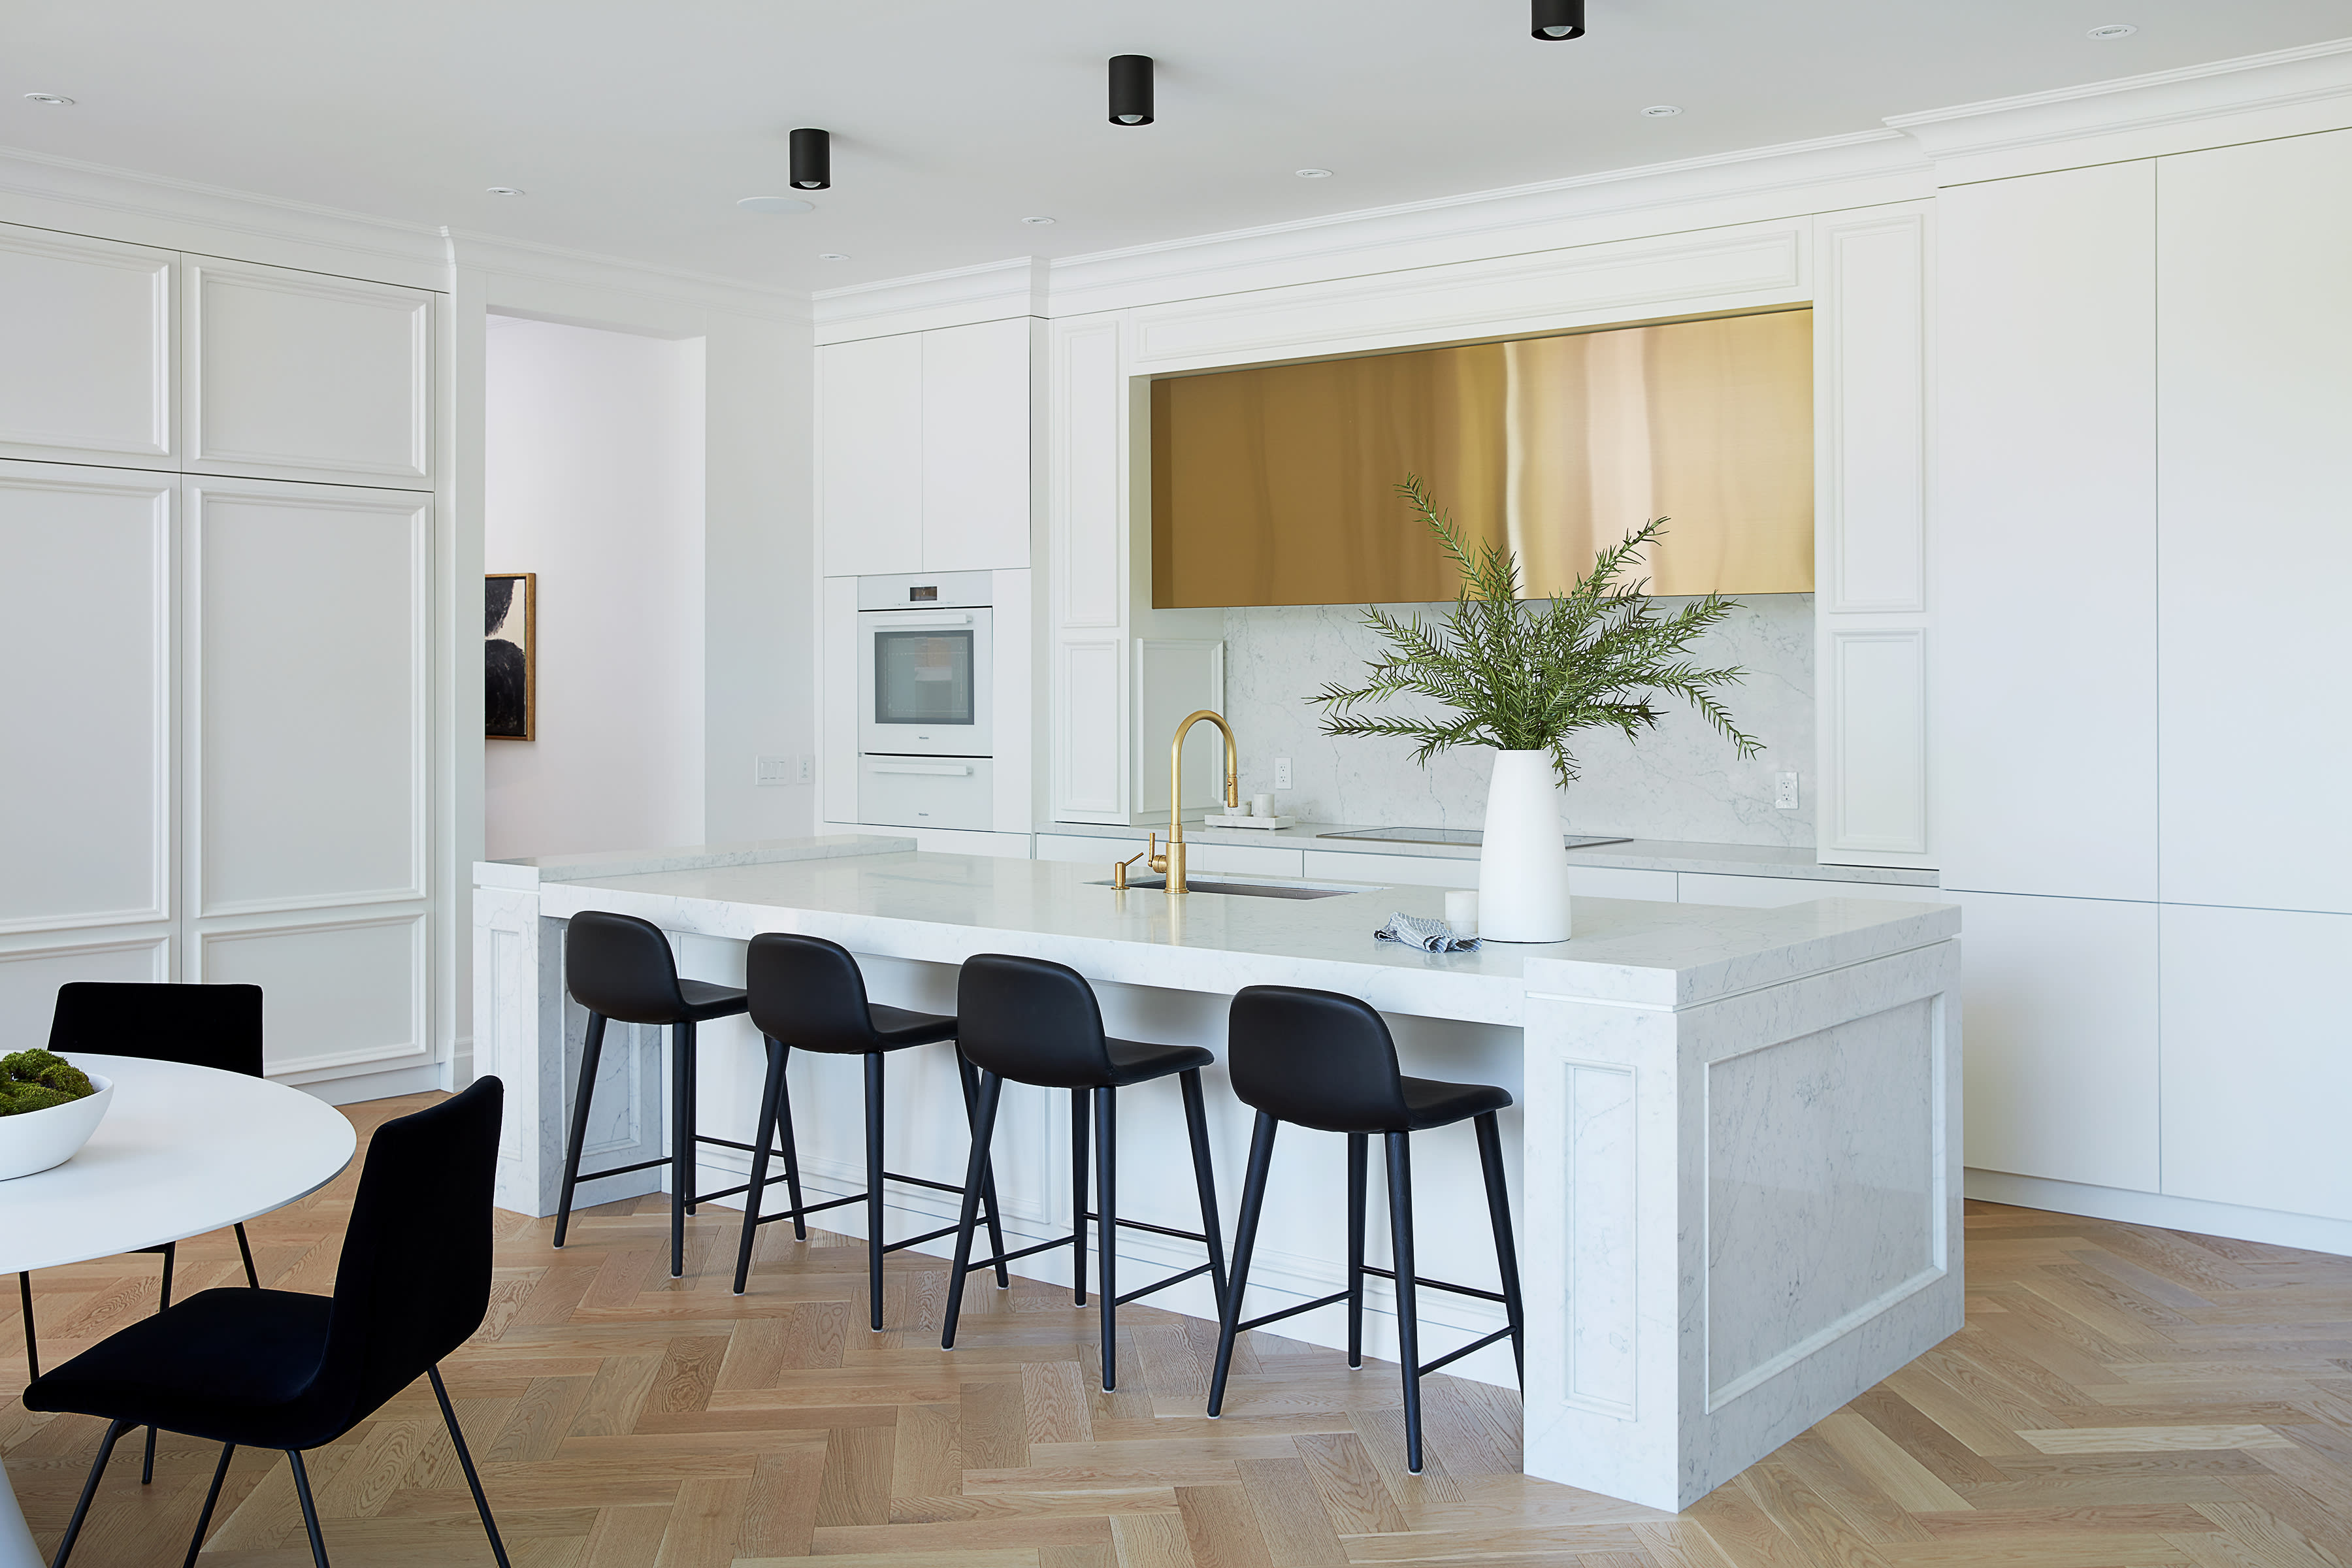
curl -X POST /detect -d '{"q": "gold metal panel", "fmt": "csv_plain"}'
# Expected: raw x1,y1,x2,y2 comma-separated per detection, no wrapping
1151,309,1814,606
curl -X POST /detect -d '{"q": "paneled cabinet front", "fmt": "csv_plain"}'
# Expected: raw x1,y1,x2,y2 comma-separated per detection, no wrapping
0,225,176,468
819,318,1033,577
184,257,435,489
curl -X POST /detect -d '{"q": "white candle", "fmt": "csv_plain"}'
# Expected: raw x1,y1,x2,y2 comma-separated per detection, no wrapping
1445,889,1479,937
1252,793,1276,819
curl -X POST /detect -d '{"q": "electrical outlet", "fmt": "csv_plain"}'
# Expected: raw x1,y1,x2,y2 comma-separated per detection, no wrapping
1774,772,1800,811
1274,757,1293,791
794,754,815,785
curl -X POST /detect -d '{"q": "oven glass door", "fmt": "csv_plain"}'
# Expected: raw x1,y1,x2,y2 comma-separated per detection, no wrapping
874,629,973,727
858,607,992,758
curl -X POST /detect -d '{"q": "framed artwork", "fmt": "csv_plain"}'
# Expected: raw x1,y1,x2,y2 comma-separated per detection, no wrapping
486,572,536,740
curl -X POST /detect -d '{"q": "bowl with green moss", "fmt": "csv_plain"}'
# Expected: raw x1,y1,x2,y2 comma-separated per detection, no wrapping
0,1049,114,1181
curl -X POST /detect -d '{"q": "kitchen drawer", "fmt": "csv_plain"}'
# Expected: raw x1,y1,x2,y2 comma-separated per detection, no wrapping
858,755,993,832
1036,832,1122,865
1571,866,1677,901
1185,841,1305,877
1680,872,1866,908
1302,849,1472,889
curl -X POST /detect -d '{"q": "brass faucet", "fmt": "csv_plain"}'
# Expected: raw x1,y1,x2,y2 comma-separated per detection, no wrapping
1146,709,1239,894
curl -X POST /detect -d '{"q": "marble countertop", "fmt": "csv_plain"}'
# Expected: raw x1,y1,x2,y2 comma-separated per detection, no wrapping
518,847,1957,1024
1034,819,1939,887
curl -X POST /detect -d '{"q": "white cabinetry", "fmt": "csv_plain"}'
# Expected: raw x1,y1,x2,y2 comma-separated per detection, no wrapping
1936,163,2157,903
818,318,1034,577
185,258,434,489
2156,130,2352,915
0,230,176,468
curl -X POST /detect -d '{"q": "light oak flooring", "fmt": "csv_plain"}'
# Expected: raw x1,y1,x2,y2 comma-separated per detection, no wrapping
8,1092,2352,1566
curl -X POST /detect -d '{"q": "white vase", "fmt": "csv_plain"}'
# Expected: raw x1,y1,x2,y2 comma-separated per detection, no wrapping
1477,749,1574,943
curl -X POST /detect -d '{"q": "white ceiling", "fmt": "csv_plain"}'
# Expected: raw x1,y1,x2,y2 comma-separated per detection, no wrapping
7,1,2347,292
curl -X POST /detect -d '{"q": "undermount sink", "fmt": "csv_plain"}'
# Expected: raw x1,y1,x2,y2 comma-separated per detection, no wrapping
1088,876,1356,900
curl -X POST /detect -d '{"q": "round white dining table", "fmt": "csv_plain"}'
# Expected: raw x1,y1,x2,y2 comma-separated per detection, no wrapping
0,1054,357,1568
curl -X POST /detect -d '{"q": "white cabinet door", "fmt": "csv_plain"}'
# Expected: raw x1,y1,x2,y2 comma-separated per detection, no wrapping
1303,849,1478,889
921,318,1032,572
1679,872,1878,908
1935,164,2158,902
1953,890,2159,1192
2159,904,2352,1221
184,258,434,489
0,461,175,934
817,333,923,577
2157,131,2352,915
1184,842,1304,877
0,226,176,468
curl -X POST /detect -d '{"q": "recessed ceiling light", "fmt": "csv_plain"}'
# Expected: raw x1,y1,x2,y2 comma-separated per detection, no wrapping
1021,215,1058,226
1641,105,1682,118
738,195,816,215
2087,23,2138,37
485,186,527,197
819,252,851,261
1296,168,1334,179
22,93,75,106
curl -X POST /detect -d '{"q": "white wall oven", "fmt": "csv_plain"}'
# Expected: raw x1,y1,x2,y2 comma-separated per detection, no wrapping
855,572,994,830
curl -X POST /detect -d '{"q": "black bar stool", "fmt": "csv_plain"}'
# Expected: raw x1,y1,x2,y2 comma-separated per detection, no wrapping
555,910,774,1278
941,954,1229,1390
1207,984,1524,1475
732,933,1010,1324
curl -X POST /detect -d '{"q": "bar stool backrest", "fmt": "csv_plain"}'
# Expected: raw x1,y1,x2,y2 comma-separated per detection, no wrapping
565,911,691,1024
745,933,881,1053
1228,985,1413,1134
46,981,265,1077
956,953,1113,1087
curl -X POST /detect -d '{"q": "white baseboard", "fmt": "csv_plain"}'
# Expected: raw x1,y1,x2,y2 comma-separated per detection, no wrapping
1966,1168,2352,1259
291,1062,449,1107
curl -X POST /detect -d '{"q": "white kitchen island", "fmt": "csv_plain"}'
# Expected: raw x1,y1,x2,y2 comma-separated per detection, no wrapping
474,834,1961,1511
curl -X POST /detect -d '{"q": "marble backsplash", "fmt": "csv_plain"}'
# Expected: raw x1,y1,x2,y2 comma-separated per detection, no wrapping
1221,593,1816,847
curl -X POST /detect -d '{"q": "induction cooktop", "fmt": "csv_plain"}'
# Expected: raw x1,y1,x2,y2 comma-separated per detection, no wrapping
1316,827,1631,849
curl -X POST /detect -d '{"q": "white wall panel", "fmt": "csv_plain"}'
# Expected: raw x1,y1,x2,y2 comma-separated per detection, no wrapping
186,258,433,488
1954,890,2158,1192
1052,318,1125,630
189,479,428,915
816,332,923,577
2157,131,2352,914
2159,904,2352,1221
198,914,426,1077
1823,630,1927,855
1935,163,2157,900
1055,640,1124,816
0,225,174,466
1818,214,1927,613
921,318,1032,572
0,464,173,932
0,935,169,1052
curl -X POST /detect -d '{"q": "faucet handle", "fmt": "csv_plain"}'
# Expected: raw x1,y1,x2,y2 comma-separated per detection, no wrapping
1145,830,1169,875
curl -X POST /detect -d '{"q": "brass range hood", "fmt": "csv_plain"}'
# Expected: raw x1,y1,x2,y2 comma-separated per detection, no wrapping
1149,308,1815,608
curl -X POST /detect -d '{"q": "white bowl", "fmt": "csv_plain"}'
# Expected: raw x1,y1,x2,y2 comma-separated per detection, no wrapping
0,1069,114,1181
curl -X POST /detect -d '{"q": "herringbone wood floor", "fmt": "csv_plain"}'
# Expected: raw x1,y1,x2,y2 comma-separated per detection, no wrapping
8,1094,2352,1566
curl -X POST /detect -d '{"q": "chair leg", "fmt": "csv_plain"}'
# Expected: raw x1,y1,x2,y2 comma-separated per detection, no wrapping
774,1048,808,1241
1179,1069,1230,1315
1207,1111,1279,1418
431,1365,515,1568
1474,1111,1526,1386
1095,1085,1119,1392
864,1051,887,1331
286,1448,331,1568
1069,1088,1089,1307
552,1011,609,1249
1386,1131,1424,1475
235,1222,260,1288
940,1071,1004,1350
734,1034,791,1296
682,1020,700,1216
143,1243,176,1483
668,1020,692,1278
180,1443,235,1568
955,1053,1010,1288
47,1416,130,1568
1347,1133,1368,1369
18,1271,37,1381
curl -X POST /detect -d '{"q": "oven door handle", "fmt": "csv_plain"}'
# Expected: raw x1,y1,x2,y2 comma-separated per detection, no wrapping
867,761,975,776
866,613,973,628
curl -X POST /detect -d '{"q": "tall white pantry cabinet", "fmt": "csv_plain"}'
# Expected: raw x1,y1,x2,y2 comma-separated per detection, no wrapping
0,221,446,1092
1938,127,2352,1233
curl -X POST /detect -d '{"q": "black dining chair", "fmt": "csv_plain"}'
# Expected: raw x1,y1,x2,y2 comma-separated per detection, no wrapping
18,981,268,1486
23,1077,514,1568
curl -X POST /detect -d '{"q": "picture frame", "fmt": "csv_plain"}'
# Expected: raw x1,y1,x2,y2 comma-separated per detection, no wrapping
486,572,536,741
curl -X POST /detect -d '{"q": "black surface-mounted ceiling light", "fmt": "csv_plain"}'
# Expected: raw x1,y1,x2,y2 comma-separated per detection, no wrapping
1109,55,1154,125
1531,0,1586,40
790,127,831,190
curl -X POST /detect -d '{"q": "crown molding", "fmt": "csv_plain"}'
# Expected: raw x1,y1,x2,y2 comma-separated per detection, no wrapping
812,255,1048,341
448,229,811,325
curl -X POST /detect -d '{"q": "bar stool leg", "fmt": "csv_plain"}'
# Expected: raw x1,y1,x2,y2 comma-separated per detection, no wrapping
1070,1088,1089,1307
553,1011,609,1249
1385,1132,1424,1473
1178,1069,1230,1313
733,1035,791,1296
683,1020,701,1215
1347,1133,1368,1369
668,1021,693,1278
774,1052,808,1241
1475,1111,1526,1386
1207,1111,1279,1418
864,1052,888,1330
956,1054,1011,1288
1095,1085,1119,1391
941,1070,1004,1350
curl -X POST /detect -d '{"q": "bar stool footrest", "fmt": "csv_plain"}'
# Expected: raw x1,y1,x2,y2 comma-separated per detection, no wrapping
1416,1324,1517,1379
1114,1261,1215,1307
1235,1288,1353,1335
1360,1264,1511,1307
569,1156,670,1186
